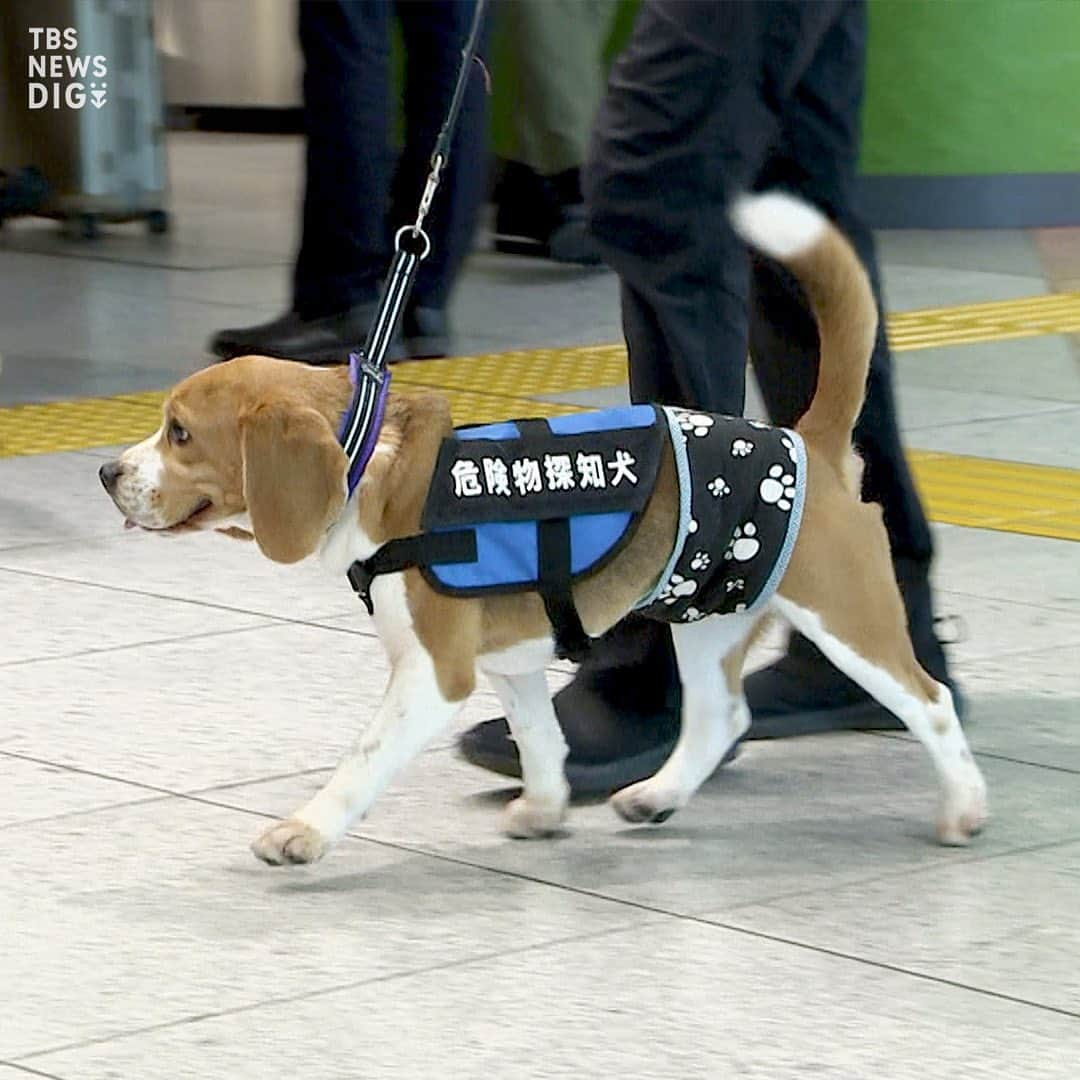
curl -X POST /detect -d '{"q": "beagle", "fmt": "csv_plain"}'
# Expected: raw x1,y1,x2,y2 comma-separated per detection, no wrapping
100,193,987,866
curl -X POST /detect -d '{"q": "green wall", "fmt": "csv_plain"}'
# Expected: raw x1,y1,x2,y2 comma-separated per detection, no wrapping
492,0,1080,177
861,0,1080,175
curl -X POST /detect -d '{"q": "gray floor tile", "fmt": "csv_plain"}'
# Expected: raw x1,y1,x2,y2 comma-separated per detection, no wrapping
934,592,1080,664
0,527,358,622
0,452,124,550
0,292,267,405
894,334,1080,404
717,839,1080,1014
0,619,502,791
956,645,1080,771
880,262,1048,312
0,796,643,1060
0,249,290,312
450,252,622,352
22,918,1079,1080
0,218,287,271
220,731,1080,918
0,568,267,666
905,406,1080,468
932,526,1080,612
877,228,1045,278
0,754,159,829
133,264,290,311
897,384,1072,433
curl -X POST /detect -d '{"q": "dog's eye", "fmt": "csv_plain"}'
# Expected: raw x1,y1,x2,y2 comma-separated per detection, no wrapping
168,421,190,446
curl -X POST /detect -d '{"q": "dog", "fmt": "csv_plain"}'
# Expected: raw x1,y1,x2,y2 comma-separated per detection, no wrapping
100,192,988,865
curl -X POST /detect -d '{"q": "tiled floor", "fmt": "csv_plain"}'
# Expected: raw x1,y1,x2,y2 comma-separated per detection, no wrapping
1,133,1078,1079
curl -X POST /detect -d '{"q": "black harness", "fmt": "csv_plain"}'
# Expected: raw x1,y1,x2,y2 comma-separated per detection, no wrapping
347,410,666,660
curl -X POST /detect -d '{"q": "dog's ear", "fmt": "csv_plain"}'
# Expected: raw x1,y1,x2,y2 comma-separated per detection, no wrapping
240,400,347,563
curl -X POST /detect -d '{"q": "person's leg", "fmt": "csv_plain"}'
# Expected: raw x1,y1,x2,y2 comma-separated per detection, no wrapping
588,1,774,414
743,1,954,733
209,0,392,362
294,0,392,319
509,0,616,177
462,0,785,794
391,0,489,354
494,0,617,263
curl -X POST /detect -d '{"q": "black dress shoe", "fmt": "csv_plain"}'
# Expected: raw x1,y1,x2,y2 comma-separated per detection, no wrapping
208,311,307,360
208,302,395,365
493,162,604,267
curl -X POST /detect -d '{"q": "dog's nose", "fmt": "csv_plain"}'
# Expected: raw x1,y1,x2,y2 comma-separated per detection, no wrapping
99,460,123,492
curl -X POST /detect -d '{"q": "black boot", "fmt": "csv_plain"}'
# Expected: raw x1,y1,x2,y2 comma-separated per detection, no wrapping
744,557,965,737
458,615,685,796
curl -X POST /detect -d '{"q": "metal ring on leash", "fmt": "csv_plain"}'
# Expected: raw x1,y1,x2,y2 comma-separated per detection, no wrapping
395,225,432,260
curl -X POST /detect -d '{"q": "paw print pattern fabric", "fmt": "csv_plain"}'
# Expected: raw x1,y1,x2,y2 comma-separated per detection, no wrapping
636,406,807,622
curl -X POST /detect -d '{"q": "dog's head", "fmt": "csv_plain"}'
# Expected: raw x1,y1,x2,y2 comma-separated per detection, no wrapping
100,356,352,563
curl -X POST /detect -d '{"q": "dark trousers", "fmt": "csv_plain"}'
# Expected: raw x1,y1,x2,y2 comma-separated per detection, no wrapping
294,0,488,320
586,0,932,564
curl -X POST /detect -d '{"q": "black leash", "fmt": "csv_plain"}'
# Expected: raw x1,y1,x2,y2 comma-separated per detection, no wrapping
338,0,591,662
338,0,488,495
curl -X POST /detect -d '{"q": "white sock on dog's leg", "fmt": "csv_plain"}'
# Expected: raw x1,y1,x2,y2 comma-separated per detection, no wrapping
772,596,988,844
488,668,570,838
252,645,460,865
611,613,755,825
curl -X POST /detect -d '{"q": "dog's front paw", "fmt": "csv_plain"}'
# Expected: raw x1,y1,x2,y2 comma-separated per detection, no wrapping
251,818,328,865
937,775,989,846
610,780,681,825
503,794,568,839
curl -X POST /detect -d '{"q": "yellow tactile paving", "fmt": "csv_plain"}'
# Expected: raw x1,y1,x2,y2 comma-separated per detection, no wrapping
392,343,628,394
909,452,1080,542
887,291,1080,351
1,292,1077,540
0,385,586,459
0,391,165,457
396,384,587,426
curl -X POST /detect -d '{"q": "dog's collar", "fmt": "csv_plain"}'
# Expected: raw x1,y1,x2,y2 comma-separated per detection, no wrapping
338,351,391,499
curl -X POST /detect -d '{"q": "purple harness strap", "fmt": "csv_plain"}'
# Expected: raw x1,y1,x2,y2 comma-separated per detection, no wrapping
338,351,391,499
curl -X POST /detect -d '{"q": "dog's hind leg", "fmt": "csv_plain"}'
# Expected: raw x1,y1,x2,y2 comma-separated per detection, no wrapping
610,613,756,825
772,506,987,846
487,668,570,838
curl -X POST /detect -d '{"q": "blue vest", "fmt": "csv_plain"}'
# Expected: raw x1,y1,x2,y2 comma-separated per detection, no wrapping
419,405,665,595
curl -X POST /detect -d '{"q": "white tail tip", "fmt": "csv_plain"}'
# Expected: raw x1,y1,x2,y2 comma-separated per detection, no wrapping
730,192,828,261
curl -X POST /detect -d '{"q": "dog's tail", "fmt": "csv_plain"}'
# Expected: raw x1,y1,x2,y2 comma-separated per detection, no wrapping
731,191,877,479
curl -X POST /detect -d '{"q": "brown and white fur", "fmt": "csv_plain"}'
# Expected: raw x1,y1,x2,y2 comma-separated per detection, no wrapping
100,192,987,865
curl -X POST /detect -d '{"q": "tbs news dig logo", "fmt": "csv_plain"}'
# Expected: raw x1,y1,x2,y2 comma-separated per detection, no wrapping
27,27,107,110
